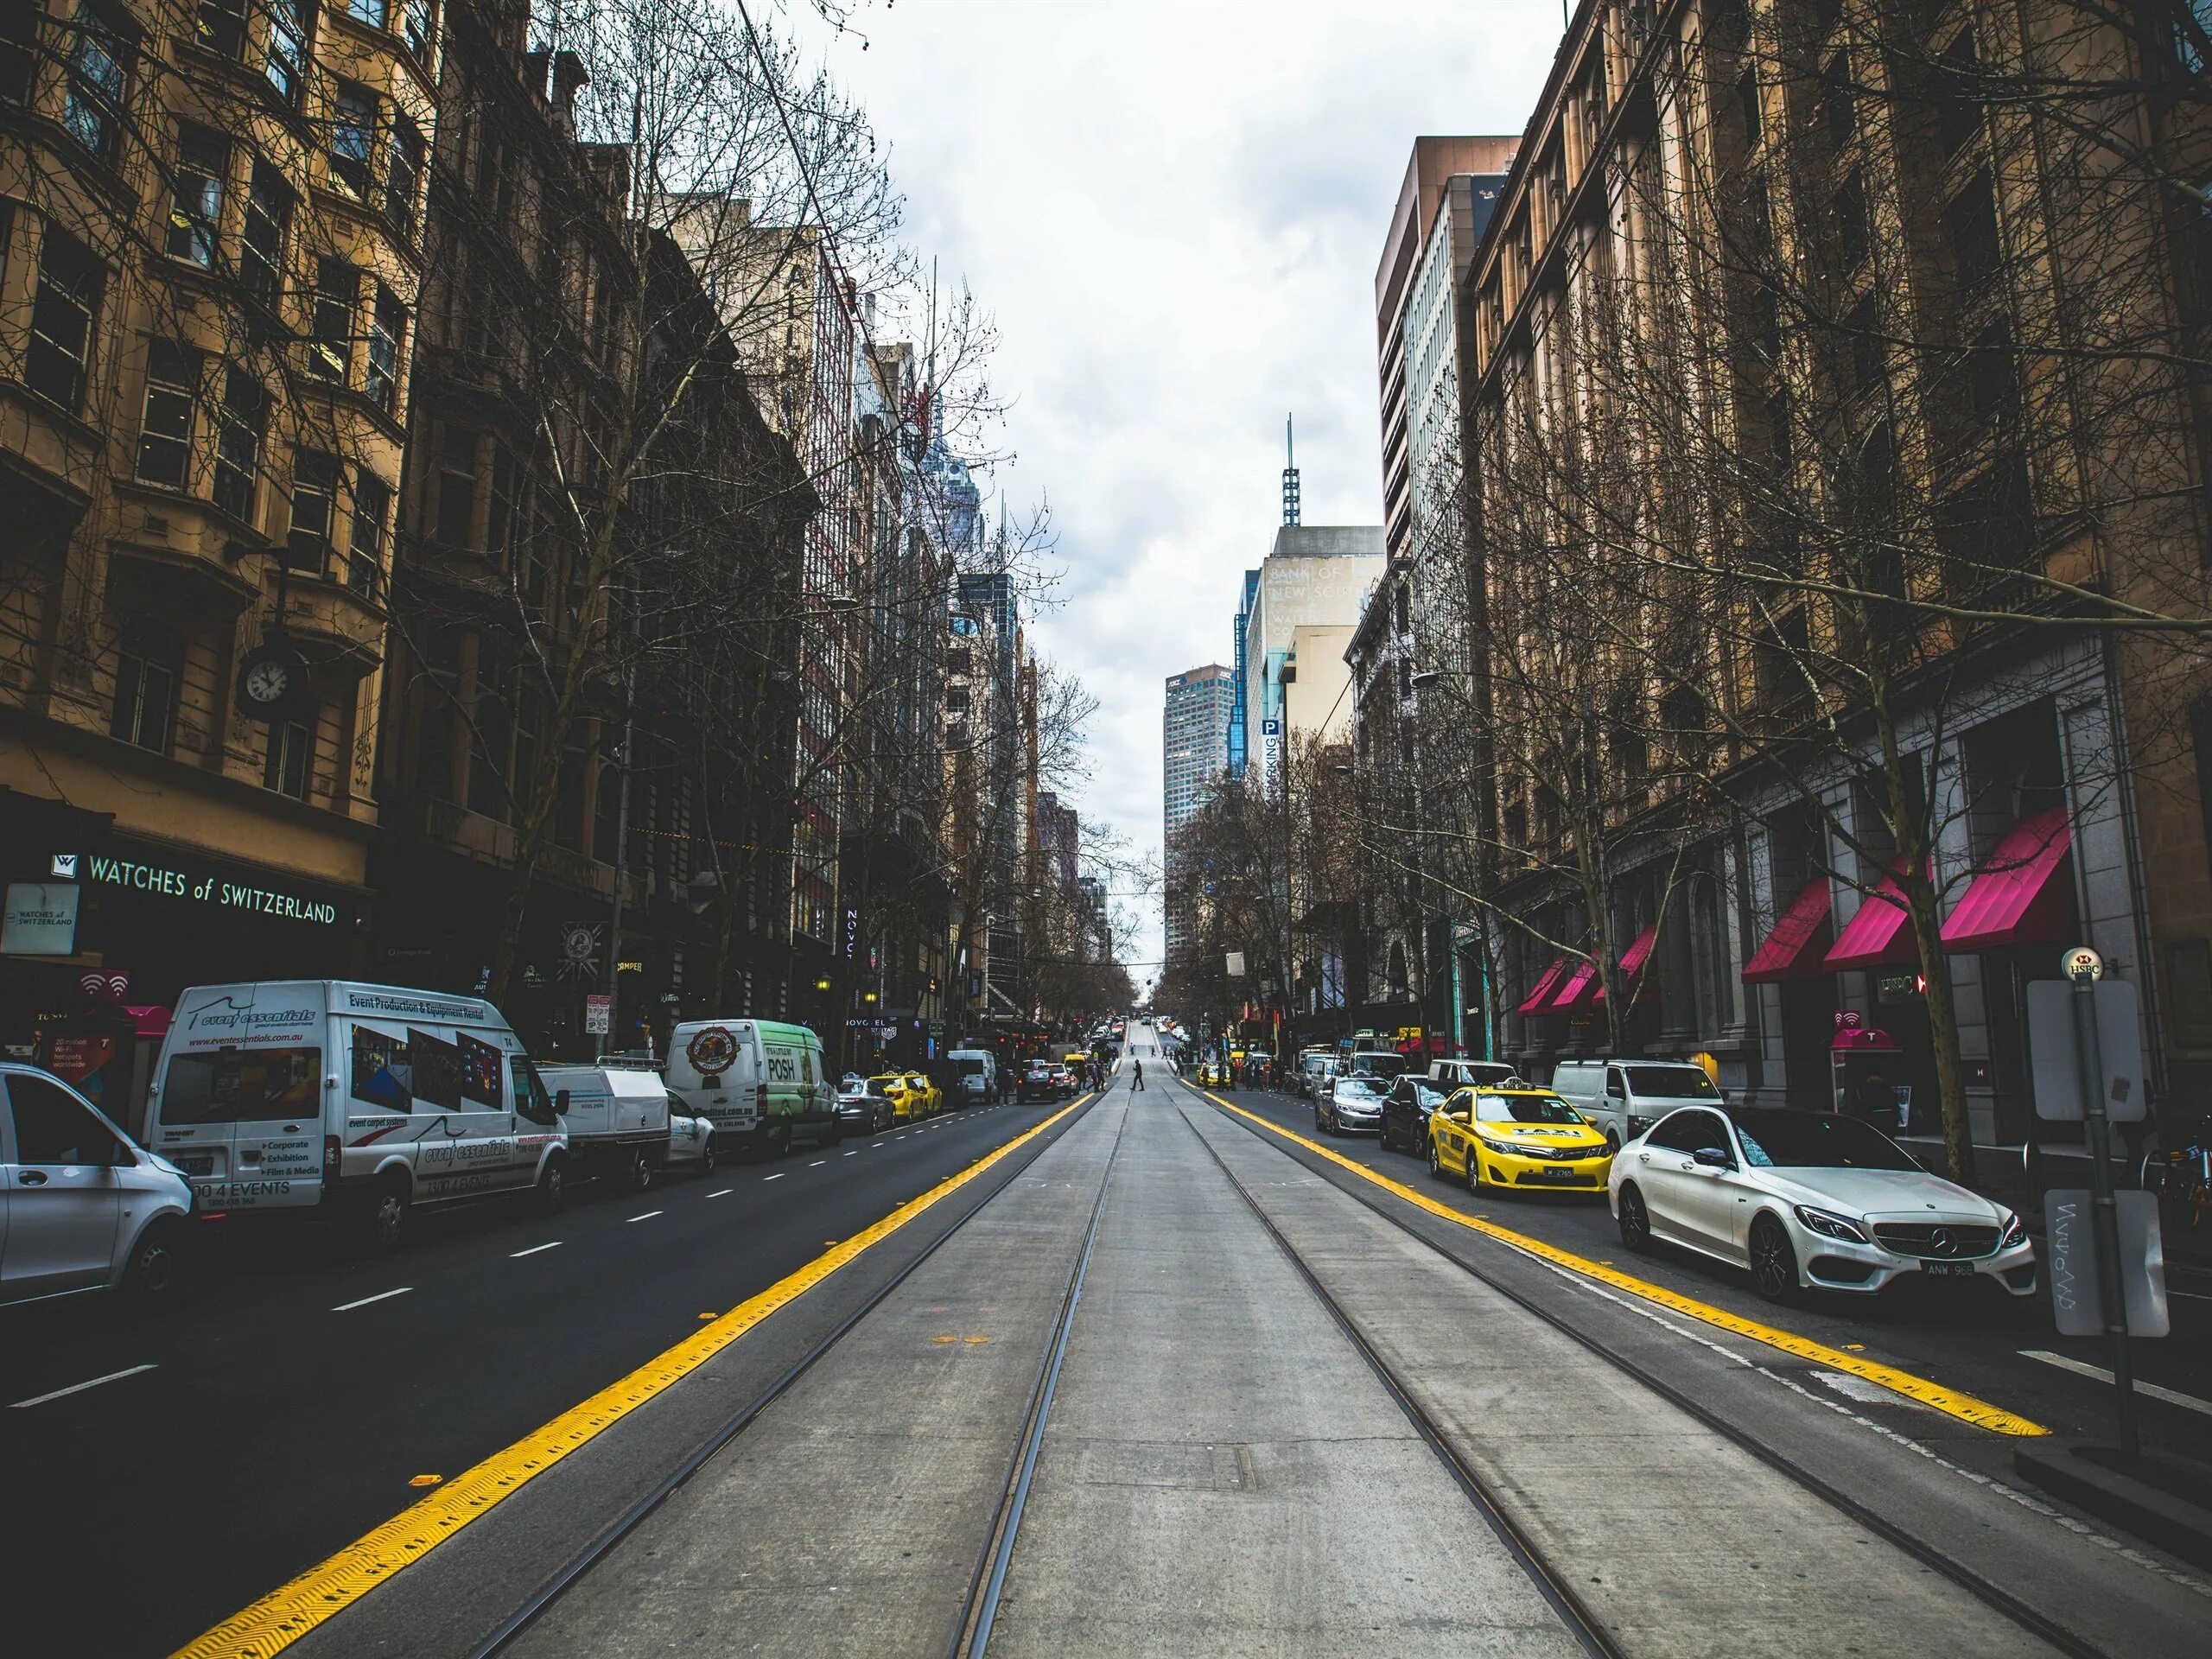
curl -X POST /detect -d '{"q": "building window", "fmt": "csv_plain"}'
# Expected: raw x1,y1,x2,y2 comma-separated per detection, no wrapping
309,260,356,381
213,368,265,522
241,162,290,304
435,426,478,544
27,228,102,411
1834,170,1867,271
1946,171,2001,297
365,287,404,410
265,716,313,799
386,113,424,236
346,0,387,25
135,340,202,486
349,471,389,597
166,126,226,265
109,632,180,756
286,449,337,572
196,0,245,56
265,0,307,108
331,83,375,197
402,0,434,59
64,3,129,161
1938,29,1984,156
486,443,516,559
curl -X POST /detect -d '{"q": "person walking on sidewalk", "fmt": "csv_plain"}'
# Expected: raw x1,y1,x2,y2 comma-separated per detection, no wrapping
1131,1057,1145,1093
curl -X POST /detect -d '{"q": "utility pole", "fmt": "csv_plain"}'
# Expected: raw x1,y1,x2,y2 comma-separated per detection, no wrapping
599,679,636,1059
2069,951,2139,1460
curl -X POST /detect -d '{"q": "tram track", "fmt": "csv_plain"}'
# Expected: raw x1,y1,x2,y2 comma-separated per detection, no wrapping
1179,1076,2107,1659
463,1091,1111,1659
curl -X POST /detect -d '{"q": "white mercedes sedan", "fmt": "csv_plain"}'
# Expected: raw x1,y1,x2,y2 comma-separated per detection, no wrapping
1608,1105,2037,1304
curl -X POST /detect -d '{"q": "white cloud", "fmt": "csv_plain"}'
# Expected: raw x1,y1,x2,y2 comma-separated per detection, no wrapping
817,0,1560,974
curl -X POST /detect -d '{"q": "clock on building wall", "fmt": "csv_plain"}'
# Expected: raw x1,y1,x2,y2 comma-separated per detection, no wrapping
234,632,309,722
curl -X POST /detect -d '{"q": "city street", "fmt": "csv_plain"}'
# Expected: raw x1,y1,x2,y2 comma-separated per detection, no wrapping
1211,1081,2212,1466
0,1101,1085,1658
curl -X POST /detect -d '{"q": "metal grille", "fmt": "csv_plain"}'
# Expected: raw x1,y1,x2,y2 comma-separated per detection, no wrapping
1872,1223,1999,1259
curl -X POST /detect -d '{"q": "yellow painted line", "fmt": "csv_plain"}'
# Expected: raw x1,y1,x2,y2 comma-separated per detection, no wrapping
175,1095,1096,1659
1203,1093,2048,1438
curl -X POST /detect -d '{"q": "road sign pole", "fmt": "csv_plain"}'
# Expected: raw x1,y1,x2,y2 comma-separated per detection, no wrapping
2069,962,2139,1461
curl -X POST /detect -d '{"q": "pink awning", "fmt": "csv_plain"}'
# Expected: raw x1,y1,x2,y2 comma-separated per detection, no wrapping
1516,957,1569,1015
1823,867,1920,970
1941,808,2072,951
1743,878,1834,984
1593,925,1659,1004
1548,957,1601,1013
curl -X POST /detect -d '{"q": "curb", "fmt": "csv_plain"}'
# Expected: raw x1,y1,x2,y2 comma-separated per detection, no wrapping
2013,1441,2212,1571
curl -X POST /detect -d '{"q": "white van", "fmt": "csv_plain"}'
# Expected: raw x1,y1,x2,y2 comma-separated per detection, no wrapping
664,1020,834,1153
948,1048,998,1105
539,1065,675,1192
1549,1058,1725,1151
147,981,567,1249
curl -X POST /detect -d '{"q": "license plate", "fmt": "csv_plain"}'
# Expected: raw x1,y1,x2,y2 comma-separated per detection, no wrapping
174,1152,215,1175
1536,1166,1581,1179
1921,1260,1976,1278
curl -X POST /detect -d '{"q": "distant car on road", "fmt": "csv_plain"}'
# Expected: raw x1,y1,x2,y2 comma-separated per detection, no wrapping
1017,1062,1059,1103
2,1062,196,1308
1610,1107,2037,1306
835,1082,897,1135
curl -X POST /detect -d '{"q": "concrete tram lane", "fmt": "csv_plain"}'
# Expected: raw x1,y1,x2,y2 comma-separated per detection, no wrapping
0,1099,1075,1659
1217,1083,2212,1462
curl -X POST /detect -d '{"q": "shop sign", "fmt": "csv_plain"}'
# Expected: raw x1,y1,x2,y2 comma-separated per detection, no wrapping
1876,971,1927,1004
58,849,343,926
3,882,80,956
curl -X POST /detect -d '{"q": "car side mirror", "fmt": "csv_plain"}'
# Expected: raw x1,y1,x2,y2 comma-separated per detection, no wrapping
111,1140,139,1167
555,1090,570,1115
1694,1146,1731,1169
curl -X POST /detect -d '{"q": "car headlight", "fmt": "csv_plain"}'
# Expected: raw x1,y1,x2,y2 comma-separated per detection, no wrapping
1999,1211,2027,1249
1793,1204,1870,1244
1474,1134,1521,1154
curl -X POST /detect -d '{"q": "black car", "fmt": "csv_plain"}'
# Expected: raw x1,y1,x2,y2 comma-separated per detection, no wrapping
1377,1075,1451,1155
1017,1062,1059,1103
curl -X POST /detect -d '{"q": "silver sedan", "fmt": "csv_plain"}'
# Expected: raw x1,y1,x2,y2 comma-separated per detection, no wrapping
1317,1074,1387,1136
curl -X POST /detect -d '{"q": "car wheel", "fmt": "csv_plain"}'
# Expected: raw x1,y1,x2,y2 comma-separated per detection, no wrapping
1617,1183,1653,1255
366,1176,410,1253
628,1148,653,1193
826,1121,844,1147
1466,1150,1484,1195
1749,1214,1799,1304
700,1138,716,1175
1427,1137,1443,1180
120,1220,183,1304
534,1156,568,1217
1604,1129,1622,1155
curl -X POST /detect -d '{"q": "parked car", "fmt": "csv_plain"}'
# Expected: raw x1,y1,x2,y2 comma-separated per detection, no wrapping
1550,1058,1724,1152
1378,1075,1452,1155
1610,1106,2037,1305
949,1050,1000,1106
1048,1064,1077,1099
867,1073,931,1122
903,1071,945,1116
1017,1062,1059,1103
1343,1051,1413,1081
3,1062,196,1307
663,1111,716,1174
1318,1073,1388,1136
1427,1087,1611,1195
148,980,566,1252
835,1081,897,1135
1299,1053,1339,1099
1427,1058,1520,1091
539,1064,677,1192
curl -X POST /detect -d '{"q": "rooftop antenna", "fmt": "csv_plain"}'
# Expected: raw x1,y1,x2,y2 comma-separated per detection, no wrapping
1281,413,1302,526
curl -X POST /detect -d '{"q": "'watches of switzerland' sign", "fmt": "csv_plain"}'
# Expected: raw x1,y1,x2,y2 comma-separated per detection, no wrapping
60,851,346,927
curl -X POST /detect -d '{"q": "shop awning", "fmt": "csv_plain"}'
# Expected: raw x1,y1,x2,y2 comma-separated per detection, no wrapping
1941,807,2072,952
1743,878,1834,984
1822,868,1919,971
1515,957,1569,1015
1548,957,1601,1013
1593,925,1659,1004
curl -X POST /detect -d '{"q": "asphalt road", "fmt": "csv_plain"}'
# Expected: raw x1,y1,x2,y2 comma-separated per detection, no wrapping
1214,1081,2212,1462
0,1097,1084,1659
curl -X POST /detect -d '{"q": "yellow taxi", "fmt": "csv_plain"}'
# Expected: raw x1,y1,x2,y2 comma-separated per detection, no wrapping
905,1071,945,1116
1427,1086,1612,1194
869,1073,932,1122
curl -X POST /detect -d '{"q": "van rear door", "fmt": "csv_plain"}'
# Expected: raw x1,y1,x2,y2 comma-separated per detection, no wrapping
155,984,326,1212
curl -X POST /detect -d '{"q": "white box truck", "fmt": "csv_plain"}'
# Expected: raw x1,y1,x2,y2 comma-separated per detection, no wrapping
664,1020,835,1153
538,1064,677,1192
146,980,567,1249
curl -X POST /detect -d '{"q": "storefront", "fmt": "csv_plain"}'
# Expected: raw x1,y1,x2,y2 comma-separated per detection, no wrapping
1,785,370,1061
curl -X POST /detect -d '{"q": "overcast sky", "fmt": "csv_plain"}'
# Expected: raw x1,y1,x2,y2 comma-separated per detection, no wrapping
814,0,1563,981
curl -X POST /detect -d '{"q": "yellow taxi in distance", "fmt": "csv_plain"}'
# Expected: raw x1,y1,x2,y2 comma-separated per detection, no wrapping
869,1073,930,1122
1427,1087,1611,1194
905,1071,945,1116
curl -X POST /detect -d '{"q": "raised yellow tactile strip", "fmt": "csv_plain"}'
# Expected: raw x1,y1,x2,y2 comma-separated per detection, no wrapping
1202,1092,2049,1439
175,1097,1096,1659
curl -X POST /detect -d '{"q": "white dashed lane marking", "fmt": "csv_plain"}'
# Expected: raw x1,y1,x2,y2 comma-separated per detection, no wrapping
510,1242,561,1258
706,1188,733,1198
627,1211,664,1224
762,1173,786,1182
333,1287,412,1313
9,1364,157,1409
